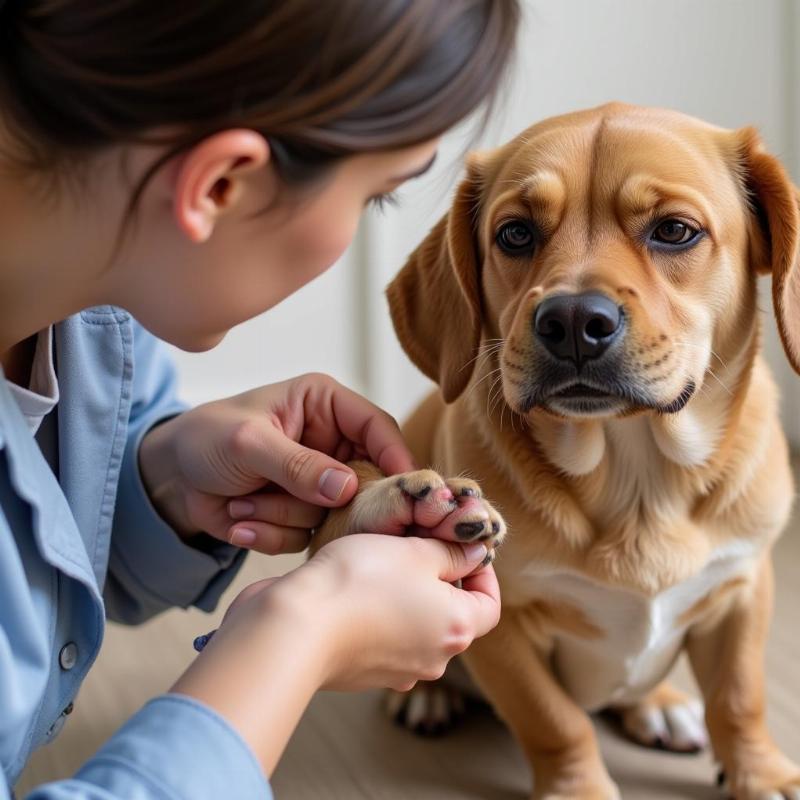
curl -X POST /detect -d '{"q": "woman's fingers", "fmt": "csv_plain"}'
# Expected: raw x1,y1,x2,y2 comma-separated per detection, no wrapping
224,493,324,552
416,538,488,582
236,423,360,507
316,378,416,475
458,563,502,637
226,520,313,554
228,493,326,530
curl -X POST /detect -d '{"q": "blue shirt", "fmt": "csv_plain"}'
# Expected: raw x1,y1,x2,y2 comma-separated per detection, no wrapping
0,307,273,799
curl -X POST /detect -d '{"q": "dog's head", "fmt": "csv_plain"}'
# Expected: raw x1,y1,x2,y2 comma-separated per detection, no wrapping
388,103,800,424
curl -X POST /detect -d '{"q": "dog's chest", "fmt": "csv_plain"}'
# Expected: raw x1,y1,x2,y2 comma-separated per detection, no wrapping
519,540,759,711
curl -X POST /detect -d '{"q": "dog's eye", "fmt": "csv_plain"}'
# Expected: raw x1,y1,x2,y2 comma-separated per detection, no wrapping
496,220,536,254
649,219,701,248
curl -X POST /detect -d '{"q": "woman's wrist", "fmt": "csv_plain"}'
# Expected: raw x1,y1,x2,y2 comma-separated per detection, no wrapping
139,417,198,539
171,570,340,775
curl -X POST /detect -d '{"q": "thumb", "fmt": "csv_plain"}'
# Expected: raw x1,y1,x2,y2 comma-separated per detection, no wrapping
251,428,357,507
421,539,489,582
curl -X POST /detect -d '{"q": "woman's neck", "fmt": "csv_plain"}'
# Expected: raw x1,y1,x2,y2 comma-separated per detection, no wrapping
0,150,115,357
1,335,37,386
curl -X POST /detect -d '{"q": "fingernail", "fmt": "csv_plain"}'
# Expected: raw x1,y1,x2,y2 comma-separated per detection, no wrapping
229,499,256,519
319,468,352,501
464,543,488,562
230,527,257,547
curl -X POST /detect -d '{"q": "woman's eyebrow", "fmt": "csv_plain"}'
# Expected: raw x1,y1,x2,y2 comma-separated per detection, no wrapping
391,152,438,182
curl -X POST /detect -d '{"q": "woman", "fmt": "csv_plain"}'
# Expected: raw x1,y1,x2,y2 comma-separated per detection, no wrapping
0,1,519,797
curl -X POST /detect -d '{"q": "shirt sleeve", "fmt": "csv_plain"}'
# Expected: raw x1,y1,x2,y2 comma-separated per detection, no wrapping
104,321,246,625
10,695,272,800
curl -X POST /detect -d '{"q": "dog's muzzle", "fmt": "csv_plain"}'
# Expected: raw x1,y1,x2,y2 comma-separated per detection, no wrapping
533,292,623,369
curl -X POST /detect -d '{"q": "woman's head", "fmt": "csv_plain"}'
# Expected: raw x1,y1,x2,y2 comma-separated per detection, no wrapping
0,0,519,349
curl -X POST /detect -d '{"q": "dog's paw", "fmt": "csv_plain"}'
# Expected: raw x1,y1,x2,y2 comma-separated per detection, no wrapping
613,683,707,753
350,469,507,558
532,750,620,799
384,682,465,736
438,476,507,559
718,750,800,800
534,790,619,800
533,774,621,800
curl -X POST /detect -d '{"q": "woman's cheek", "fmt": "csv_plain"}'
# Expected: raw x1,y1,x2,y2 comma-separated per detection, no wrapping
294,217,359,277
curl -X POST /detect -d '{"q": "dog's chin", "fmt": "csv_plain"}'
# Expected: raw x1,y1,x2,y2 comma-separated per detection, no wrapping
542,396,630,419
539,384,631,419
515,380,697,420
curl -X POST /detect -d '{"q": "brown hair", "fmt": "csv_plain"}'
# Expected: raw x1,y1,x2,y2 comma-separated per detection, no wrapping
0,0,519,204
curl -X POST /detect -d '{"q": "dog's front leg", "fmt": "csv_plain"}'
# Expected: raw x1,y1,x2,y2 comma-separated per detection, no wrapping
686,554,800,800
462,610,619,800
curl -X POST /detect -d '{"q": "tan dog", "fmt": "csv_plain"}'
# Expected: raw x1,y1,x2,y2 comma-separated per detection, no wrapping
315,103,800,799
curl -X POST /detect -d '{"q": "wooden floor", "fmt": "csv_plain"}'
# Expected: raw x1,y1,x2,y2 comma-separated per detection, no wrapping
16,465,800,799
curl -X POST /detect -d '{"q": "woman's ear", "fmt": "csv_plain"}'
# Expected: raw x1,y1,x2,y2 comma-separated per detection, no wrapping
735,127,800,373
173,130,269,243
386,155,485,403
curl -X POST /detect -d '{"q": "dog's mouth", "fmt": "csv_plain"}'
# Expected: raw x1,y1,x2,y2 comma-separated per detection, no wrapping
545,382,626,415
518,378,696,418
553,383,615,400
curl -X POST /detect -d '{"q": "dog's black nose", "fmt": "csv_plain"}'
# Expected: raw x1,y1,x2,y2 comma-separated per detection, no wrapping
534,292,622,366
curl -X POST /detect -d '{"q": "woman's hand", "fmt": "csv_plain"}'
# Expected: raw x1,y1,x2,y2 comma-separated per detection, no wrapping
303,534,500,690
172,534,500,773
138,373,415,554
238,534,500,691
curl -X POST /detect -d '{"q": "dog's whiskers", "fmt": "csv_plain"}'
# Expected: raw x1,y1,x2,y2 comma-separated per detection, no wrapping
488,374,507,422
460,340,504,373
654,339,735,396
484,373,502,418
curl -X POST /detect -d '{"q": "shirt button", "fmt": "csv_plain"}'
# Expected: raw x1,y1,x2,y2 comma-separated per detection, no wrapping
47,714,66,739
59,642,78,670
63,701,74,715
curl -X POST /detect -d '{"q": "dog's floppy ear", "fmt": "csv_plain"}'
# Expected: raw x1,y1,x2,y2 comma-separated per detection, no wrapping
736,127,800,373
386,157,484,402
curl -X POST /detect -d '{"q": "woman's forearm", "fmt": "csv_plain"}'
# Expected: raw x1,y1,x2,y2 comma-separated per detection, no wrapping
171,585,333,776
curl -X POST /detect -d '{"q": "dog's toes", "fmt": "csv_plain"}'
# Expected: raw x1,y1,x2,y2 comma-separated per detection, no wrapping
384,683,465,737
445,477,483,500
398,469,448,502
485,507,507,547
622,704,670,748
618,693,707,754
419,477,508,551
662,699,707,752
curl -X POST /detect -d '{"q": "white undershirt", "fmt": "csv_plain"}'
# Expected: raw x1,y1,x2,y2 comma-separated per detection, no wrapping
7,327,60,434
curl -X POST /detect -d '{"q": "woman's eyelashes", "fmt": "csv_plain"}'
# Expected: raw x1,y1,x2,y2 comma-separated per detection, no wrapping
368,190,401,212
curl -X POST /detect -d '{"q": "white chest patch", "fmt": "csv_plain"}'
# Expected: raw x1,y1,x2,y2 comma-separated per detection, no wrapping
519,539,759,711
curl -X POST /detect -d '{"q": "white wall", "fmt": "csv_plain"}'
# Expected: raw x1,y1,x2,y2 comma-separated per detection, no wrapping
170,0,800,444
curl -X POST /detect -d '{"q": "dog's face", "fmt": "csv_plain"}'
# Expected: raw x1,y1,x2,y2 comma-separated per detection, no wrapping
389,104,800,420
480,107,753,419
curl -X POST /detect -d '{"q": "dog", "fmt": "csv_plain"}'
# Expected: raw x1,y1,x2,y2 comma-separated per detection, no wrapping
312,103,800,800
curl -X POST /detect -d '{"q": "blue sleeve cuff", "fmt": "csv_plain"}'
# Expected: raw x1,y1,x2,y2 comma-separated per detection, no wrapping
107,417,246,623
61,694,271,800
